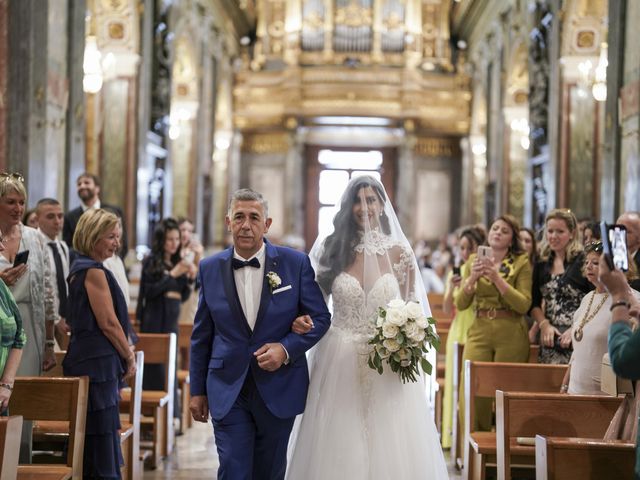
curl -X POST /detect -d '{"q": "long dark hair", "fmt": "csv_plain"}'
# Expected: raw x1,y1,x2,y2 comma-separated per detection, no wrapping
317,176,390,293
147,218,181,277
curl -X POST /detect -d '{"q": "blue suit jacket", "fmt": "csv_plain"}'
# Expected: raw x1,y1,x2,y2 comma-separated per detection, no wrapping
189,240,331,420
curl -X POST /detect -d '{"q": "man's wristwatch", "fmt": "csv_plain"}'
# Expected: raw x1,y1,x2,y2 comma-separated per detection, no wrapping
45,339,55,348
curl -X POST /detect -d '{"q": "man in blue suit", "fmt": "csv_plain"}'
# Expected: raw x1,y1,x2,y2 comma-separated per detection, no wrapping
189,188,330,479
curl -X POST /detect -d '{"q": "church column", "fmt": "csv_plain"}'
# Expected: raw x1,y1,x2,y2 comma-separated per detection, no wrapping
284,124,306,240
0,0,8,170
396,128,416,236
6,0,48,196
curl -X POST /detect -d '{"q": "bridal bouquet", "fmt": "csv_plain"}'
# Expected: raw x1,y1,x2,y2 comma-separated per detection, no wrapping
367,299,439,383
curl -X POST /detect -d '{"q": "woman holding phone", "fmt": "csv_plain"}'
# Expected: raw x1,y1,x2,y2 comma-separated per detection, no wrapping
454,215,532,432
530,209,592,364
441,225,485,449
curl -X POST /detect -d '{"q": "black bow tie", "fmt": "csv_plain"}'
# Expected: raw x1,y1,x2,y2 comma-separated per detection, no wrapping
232,257,261,270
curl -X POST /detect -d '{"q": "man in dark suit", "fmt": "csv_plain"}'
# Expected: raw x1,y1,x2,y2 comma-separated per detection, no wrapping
63,173,128,257
189,188,330,480
617,211,640,289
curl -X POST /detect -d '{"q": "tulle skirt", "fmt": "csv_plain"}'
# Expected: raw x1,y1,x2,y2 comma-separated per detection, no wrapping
286,327,449,480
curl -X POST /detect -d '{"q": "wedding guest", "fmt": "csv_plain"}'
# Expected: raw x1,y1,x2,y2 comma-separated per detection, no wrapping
136,218,193,392
441,225,485,449
617,211,640,290
582,221,601,245
177,217,202,325
531,209,592,364
454,214,532,431
22,209,38,229
520,227,540,343
561,242,640,395
0,226,25,416
63,208,136,478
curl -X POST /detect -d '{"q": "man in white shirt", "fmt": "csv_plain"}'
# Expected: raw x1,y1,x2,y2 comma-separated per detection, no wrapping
36,198,70,349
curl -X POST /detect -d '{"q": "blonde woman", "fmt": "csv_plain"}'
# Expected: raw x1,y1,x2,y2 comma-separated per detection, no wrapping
531,209,592,364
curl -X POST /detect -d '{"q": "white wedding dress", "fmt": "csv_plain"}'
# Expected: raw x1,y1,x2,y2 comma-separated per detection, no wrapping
286,271,449,479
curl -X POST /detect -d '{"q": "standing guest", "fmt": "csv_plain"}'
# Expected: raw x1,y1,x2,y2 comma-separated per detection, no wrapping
582,221,601,245
562,242,640,395
190,188,331,480
598,254,640,480
63,209,136,479
531,209,592,364
103,223,130,309
22,209,38,229
136,218,193,392
520,227,540,343
35,198,71,349
0,173,57,461
454,214,532,432
0,226,25,416
63,172,128,258
177,217,203,325
441,225,485,449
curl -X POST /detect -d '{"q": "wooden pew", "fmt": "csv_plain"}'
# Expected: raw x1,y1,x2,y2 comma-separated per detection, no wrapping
177,323,193,433
120,351,144,480
428,293,454,330
0,415,23,479
10,376,89,480
463,361,567,480
434,328,449,434
528,345,540,363
496,391,623,480
120,333,176,469
535,435,636,480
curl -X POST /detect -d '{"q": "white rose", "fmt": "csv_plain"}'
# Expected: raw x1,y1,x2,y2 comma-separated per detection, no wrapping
403,301,424,320
382,323,399,338
386,308,407,327
383,338,401,352
387,299,406,310
403,322,421,340
410,329,426,343
415,316,428,329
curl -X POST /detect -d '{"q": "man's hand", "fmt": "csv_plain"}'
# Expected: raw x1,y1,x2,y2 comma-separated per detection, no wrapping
190,395,210,423
291,314,314,334
254,343,287,371
42,346,57,372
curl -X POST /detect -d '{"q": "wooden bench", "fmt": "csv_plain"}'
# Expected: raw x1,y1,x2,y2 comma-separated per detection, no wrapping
120,333,176,469
535,435,636,480
463,361,567,480
10,376,89,480
434,327,449,434
428,293,454,331
177,323,193,433
120,351,144,480
496,391,623,480
450,341,465,468
0,415,23,479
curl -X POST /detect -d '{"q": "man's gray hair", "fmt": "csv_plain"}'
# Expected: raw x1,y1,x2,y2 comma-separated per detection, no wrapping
228,188,269,218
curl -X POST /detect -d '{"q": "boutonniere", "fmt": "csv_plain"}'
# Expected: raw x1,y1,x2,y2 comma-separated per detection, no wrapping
266,271,282,292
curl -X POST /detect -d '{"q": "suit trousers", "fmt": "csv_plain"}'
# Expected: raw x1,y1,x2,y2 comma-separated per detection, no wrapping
459,316,529,433
212,371,295,480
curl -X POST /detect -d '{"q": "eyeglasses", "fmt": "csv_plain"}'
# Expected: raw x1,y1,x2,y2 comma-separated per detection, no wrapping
0,173,24,183
585,241,603,253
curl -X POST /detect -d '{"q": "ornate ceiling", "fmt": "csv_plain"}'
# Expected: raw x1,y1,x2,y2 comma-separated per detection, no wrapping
234,0,471,136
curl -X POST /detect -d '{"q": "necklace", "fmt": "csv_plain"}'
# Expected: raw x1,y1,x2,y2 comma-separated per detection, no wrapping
573,291,609,342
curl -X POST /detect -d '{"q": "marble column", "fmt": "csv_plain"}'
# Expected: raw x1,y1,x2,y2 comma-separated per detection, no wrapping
396,131,416,237
284,127,306,239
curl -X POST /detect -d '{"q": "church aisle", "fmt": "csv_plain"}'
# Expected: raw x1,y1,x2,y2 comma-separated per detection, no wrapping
144,421,219,479
143,420,463,479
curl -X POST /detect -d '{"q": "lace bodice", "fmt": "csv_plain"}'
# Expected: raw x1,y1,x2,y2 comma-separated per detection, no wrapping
331,272,401,342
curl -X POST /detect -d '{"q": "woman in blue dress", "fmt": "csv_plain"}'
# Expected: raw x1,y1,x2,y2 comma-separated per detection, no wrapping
63,209,136,479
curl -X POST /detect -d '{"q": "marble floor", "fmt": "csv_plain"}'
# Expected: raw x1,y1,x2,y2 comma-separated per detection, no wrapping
143,421,463,479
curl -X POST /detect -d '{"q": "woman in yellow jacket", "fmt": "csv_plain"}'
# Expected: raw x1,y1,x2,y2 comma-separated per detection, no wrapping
454,214,532,432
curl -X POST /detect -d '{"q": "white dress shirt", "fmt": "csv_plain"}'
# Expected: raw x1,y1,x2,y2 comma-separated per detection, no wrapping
38,229,70,321
233,244,265,330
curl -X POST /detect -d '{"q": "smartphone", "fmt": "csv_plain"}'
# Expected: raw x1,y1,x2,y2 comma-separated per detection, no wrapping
452,266,461,276
600,221,629,271
13,250,29,267
477,246,492,259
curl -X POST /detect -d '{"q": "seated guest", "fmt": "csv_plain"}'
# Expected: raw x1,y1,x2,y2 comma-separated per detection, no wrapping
63,209,136,479
561,242,639,395
598,250,640,480
22,208,38,229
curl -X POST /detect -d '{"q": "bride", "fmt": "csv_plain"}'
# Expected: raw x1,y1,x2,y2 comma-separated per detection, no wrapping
286,176,448,479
